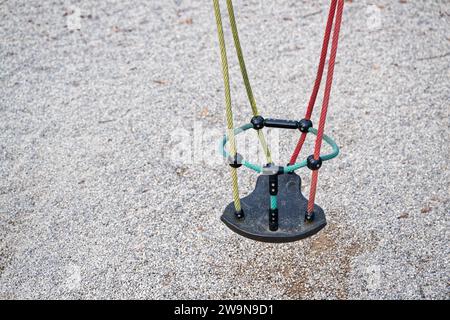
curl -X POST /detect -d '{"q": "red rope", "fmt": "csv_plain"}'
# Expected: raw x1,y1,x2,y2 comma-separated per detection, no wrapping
289,0,337,165
288,132,307,165
307,0,344,213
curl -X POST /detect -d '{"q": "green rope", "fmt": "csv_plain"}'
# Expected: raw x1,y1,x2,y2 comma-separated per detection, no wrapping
220,124,340,174
225,0,273,164
270,195,277,210
213,0,241,212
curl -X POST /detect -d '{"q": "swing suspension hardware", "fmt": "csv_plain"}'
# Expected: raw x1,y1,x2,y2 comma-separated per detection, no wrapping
213,0,345,242
252,116,313,131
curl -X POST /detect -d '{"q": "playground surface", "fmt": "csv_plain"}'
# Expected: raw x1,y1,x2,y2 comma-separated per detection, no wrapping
0,0,448,299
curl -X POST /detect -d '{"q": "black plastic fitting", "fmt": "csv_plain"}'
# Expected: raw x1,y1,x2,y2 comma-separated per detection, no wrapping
262,163,284,176
269,208,279,231
262,163,278,176
228,153,243,168
251,115,265,130
305,211,315,222
306,155,322,171
264,118,299,129
298,118,313,133
235,209,245,220
277,166,284,175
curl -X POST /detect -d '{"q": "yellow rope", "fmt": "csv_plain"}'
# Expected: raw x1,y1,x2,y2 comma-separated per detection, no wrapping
226,0,272,164
229,167,241,212
257,130,272,163
213,0,241,212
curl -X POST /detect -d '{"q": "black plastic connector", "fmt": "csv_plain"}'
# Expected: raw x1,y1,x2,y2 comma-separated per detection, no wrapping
264,118,299,129
251,116,265,130
262,164,278,175
305,211,315,222
277,166,284,175
269,208,278,231
306,155,322,171
228,153,243,168
298,118,313,133
235,209,245,219
261,163,284,176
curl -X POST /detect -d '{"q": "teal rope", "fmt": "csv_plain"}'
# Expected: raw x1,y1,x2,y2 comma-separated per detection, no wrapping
242,161,262,173
270,195,277,210
220,124,339,174
283,128,339,173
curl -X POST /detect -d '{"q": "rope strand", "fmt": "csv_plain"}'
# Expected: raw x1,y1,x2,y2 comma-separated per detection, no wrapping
289,0,338,165
307,0,344,213
226,0,272,164
213,0,241,212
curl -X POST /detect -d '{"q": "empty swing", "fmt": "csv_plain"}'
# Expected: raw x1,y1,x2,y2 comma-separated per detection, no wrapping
213,0,345,243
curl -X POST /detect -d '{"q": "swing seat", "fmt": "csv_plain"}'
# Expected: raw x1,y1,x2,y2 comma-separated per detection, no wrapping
214,0,345,243
221,172,326,243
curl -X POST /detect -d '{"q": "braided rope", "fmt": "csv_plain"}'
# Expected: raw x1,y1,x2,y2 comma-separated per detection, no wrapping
289,0,338,165
257,130,272,163
305,0,338,120
225,0,258,115
213,0,241,212
307,0,344,213
226,0,272,164
270,195,277,210
220,125,339,174
230,167,241,211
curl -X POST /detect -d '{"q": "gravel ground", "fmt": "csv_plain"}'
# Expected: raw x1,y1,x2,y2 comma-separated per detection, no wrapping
0,0,449,299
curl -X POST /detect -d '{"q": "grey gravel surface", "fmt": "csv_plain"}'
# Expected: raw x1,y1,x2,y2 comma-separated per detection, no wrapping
0,0,449,299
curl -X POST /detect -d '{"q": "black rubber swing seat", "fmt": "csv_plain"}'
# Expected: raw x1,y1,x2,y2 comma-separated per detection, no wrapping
221,172,326,243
